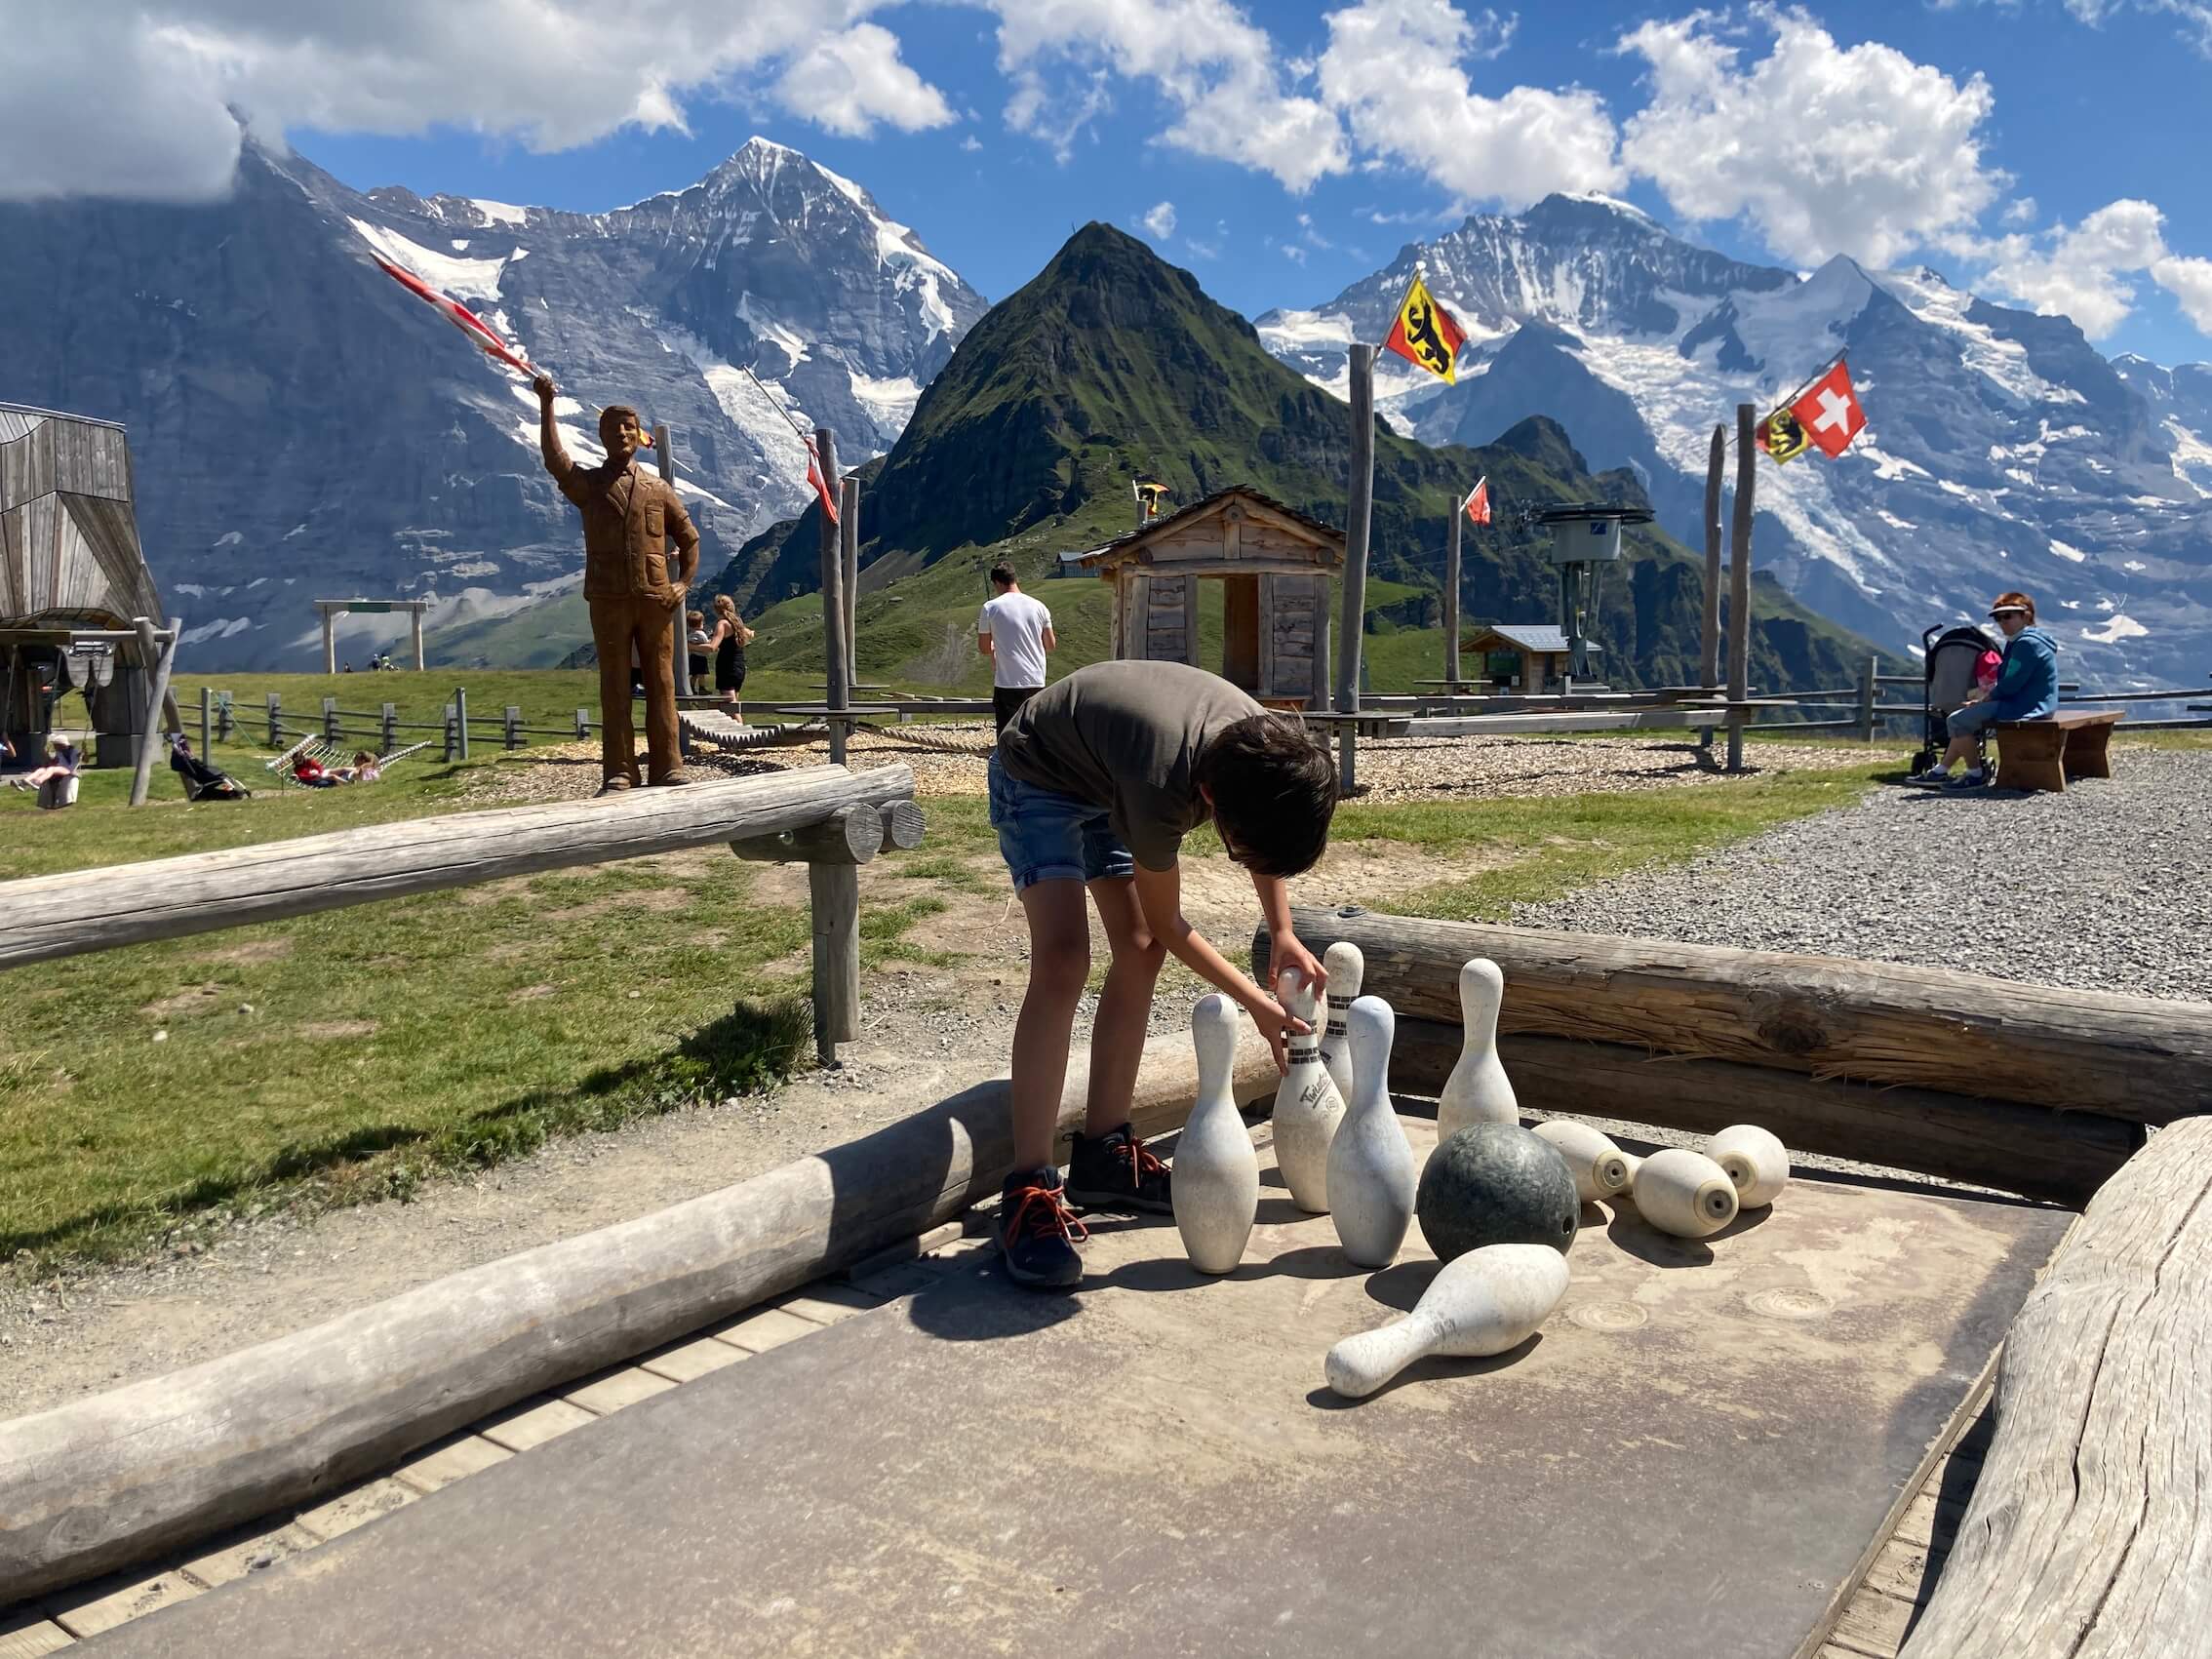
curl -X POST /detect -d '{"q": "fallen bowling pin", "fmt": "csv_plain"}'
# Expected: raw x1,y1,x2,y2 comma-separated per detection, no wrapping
1271,969,1344,1214
1532,1120,1635,1204
1630,1148,1740,1240
1707,1124,1790,1209
1326,996,1417,1268
1435,957,1518,1141
1172,994,1260,1274
1324,1243,1569,1399
1317,941,1363,1107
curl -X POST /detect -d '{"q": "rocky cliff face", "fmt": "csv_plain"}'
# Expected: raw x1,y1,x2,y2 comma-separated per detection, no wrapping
1260,196,2212,687
0,137,984,667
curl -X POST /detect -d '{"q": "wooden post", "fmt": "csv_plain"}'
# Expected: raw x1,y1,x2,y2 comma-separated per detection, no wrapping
841,475,860,702
1701,425,1724,691
454,687,470,761
409,606,425,672
816,428,849,766
217,692,233,744
1443,507,1462,687
1726,404,1755,772
322,696,340,742
199,685,212,759
443,703,457,763
1310,605,1332,715
1857,654,1878,742
810,861,860,1065
574,707,591,741
382,703,399,753
504,706,523,751
1895,1116,2212,1659
1334,343,1375,794
320,606,336,677
128,619,178,808
266,691,281,748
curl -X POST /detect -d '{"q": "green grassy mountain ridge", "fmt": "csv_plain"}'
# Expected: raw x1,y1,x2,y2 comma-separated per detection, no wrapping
711,224,1889,692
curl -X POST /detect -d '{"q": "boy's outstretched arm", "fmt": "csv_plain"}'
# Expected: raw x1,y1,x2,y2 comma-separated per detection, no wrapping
1130,862,1303,1072
1250,871,1323,995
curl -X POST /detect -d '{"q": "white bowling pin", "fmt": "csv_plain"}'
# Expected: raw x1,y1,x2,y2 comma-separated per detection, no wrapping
1435,958,1517,1140
1172,995,1260,1275
1318,941,1363,1107
1324,1244,1569,1399
1271,969,1345,1214
1532,1121,1634,1204
1326,996,1417,1268
1707,1125,1790,1209
1631,1148,1739,1240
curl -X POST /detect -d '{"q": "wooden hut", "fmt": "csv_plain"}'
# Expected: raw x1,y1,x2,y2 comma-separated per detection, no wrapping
1059,488,1342,709
1461,623,1597,693
1,401,170,766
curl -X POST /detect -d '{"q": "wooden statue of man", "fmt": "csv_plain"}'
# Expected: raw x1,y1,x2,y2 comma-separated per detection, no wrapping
534,373,699,793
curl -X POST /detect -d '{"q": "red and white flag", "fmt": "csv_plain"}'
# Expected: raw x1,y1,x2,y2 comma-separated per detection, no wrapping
372,255,539,379
1790,359,1866,457
804,434,840,526
1462,476,1491,527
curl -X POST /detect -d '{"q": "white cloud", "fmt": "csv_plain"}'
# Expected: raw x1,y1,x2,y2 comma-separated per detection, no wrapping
960,134,983,153
1617,9,2000,265
1141,200,1177,238
2152,254,2212,333
986,0,1348,190
2002,197,2038,226
1317,0,1623,207
0,1,948,201
1974,198,2212,339
771,22,955,138
2059,0,2212,54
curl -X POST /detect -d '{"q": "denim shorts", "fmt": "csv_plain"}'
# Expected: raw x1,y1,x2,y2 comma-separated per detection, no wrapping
988,751,1135,890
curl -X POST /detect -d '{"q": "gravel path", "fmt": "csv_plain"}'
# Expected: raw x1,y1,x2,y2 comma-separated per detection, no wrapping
1516,751,2212,1003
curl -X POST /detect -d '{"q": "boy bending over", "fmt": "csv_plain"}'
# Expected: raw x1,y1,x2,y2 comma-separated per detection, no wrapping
989,660,1338,1289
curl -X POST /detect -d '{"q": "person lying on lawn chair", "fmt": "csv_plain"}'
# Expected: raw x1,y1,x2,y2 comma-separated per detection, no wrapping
171,735,249,801
336,750,382,783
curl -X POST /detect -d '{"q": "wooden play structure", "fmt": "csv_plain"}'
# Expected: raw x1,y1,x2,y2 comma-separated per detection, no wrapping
1061,486,1344,710
312,598,429,674
0,401,180,804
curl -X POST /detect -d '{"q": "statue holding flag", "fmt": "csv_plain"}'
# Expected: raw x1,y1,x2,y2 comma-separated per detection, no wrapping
534,373,700,794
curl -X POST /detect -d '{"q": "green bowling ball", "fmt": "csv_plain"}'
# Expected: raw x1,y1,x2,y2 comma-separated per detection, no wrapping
1417,1124,1580,1263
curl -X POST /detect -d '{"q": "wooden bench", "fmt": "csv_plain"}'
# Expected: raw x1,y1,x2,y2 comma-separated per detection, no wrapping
1992,709,2123,792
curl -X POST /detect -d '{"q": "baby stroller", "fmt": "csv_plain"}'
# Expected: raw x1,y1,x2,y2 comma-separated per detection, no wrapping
1911,622,1998,778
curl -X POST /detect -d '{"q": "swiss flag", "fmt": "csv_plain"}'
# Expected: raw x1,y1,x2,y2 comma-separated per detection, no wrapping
371,255,539,379
804,434,841,526
1790,359,1866,457
1462,476,1490,526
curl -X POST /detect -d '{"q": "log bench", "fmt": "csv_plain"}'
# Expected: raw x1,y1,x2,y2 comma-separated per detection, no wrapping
1992,709,2123,792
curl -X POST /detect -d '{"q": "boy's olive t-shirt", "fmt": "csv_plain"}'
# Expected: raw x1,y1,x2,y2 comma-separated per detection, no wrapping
996,660,1263,871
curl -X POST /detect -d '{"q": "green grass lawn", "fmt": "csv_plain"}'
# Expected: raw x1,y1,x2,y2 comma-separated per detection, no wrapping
0,750,943,1271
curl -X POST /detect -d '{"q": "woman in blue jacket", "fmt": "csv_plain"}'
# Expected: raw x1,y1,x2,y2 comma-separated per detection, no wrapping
1916,591,2059,787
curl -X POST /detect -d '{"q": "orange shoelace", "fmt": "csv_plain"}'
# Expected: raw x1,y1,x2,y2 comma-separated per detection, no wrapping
1006,1182,1088,1244
1122,1138,1170,1185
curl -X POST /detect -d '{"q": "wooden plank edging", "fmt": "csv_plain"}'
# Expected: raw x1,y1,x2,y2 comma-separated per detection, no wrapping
0,1023,1276,1602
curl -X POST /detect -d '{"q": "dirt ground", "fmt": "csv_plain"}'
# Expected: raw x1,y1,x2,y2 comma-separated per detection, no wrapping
0,731,1877,1419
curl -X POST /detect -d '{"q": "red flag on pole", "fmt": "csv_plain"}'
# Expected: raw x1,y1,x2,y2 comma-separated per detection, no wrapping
371,255,539,379
1462,476,1491,526
804,434,840,526
1789,359,1866,457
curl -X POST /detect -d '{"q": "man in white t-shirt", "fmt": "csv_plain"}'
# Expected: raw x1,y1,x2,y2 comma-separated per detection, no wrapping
978,562,1056,731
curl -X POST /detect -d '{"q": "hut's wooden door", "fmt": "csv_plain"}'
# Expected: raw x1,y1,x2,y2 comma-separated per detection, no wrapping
1222,574,1260,691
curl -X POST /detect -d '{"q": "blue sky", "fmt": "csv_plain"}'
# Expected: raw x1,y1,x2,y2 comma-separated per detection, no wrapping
10,1,2210,363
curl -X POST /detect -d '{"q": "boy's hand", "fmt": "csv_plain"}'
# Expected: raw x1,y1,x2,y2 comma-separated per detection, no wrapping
1271,929,1325,994
533,373,557,404
1244,988,1309,1075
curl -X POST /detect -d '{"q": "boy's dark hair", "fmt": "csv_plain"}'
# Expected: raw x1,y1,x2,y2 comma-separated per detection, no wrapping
598,404,640,446
1196,714,1338,878
988,562,1017,589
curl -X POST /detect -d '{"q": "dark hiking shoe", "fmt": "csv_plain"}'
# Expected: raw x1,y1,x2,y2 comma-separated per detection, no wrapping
998,1169,1085,1290
1066,1124,1174,1214
1946,770,1989,789
595,777,633,797
652,771,693,787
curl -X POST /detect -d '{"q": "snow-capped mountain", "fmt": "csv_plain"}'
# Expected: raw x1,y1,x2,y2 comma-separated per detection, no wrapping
0,136,985,667
1260,196,2212,687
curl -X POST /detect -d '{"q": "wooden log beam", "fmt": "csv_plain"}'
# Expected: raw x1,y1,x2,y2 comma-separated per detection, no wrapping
0,1021,1276,1603
1258,909,2212,1126
810,861,861,1063
1898,1116,2212,1658
1381,1020,2135,1207
730,803,885,866
0,765,916,970
879,798,927,853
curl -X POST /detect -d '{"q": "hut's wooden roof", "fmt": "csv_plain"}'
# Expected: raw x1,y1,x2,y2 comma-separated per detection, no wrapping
1060,487,1346,573
0,402,165,630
